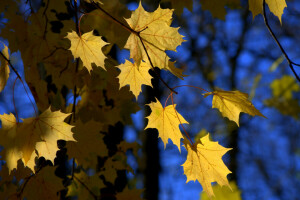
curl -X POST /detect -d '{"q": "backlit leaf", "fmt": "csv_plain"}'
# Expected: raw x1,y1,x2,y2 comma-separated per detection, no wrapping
124,2,185,78
66,30,108,73
249,0,287,23
117,60,153,99
145,98,188,152
204,90,265,126
182,134,232,198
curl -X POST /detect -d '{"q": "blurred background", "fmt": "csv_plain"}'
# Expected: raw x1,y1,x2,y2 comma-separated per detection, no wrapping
1,0,300,199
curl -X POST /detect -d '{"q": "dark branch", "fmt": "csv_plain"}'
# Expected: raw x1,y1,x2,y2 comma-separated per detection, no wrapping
262,0,300,82
0,51,22,80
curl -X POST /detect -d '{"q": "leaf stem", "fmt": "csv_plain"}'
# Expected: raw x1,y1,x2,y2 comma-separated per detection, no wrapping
262,0,300,82
170,93,193,145
172,85,209,93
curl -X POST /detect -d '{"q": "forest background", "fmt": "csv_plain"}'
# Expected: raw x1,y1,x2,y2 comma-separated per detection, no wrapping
0,0,300,200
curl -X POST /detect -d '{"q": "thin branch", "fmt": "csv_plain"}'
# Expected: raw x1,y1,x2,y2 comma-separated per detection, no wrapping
262,0,300,82
170,93,194,145
0,48,38,117
0,51,22,80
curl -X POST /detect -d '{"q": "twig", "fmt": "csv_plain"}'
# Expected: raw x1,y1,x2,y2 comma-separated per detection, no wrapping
262,0,300,82
0,51,22,80
0,49,38,117
170,93,194,145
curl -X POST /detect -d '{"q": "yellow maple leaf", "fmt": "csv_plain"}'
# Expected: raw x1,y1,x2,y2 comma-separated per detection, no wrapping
66,120,108,169
0,108,75,172
0,44,10,92
117,60,153,99
249,0,287,23
33,108,76,163
270,75,300,100
204,90,265,126
65,30,108,73
182,134,232,199
124,2,185,78
145,98,188,152
22,166,64,200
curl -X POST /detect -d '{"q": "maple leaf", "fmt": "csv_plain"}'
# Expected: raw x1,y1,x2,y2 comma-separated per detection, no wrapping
81,0,131,48
116,186,144,200
22,166,64,200
145,98,188,152
249,0,287,23
270,75,299,100
0,108,75,172
32,108,76,163
200,0,240,20
66,120,108,169
0,44,10,92
161,0,193,16
117,60,153,99
67,171,105,199
124,2,185,79
204,90,265,126
66,30,108,73
182,134,232,199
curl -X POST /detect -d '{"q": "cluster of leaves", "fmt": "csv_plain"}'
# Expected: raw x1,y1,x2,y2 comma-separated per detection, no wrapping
0,0,289,199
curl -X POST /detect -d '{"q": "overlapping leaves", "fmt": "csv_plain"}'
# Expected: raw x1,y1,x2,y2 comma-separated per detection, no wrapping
0,108,75,172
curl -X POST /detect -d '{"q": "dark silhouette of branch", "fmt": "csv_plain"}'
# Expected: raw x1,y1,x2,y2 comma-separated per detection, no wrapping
262,0,300,82
0,51,22,80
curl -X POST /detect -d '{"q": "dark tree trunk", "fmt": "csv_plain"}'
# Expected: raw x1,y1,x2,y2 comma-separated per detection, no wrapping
143,68,162,200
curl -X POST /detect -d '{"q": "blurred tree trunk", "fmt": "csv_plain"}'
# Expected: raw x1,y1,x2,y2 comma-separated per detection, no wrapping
228,8,250,181
142,68,162,200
